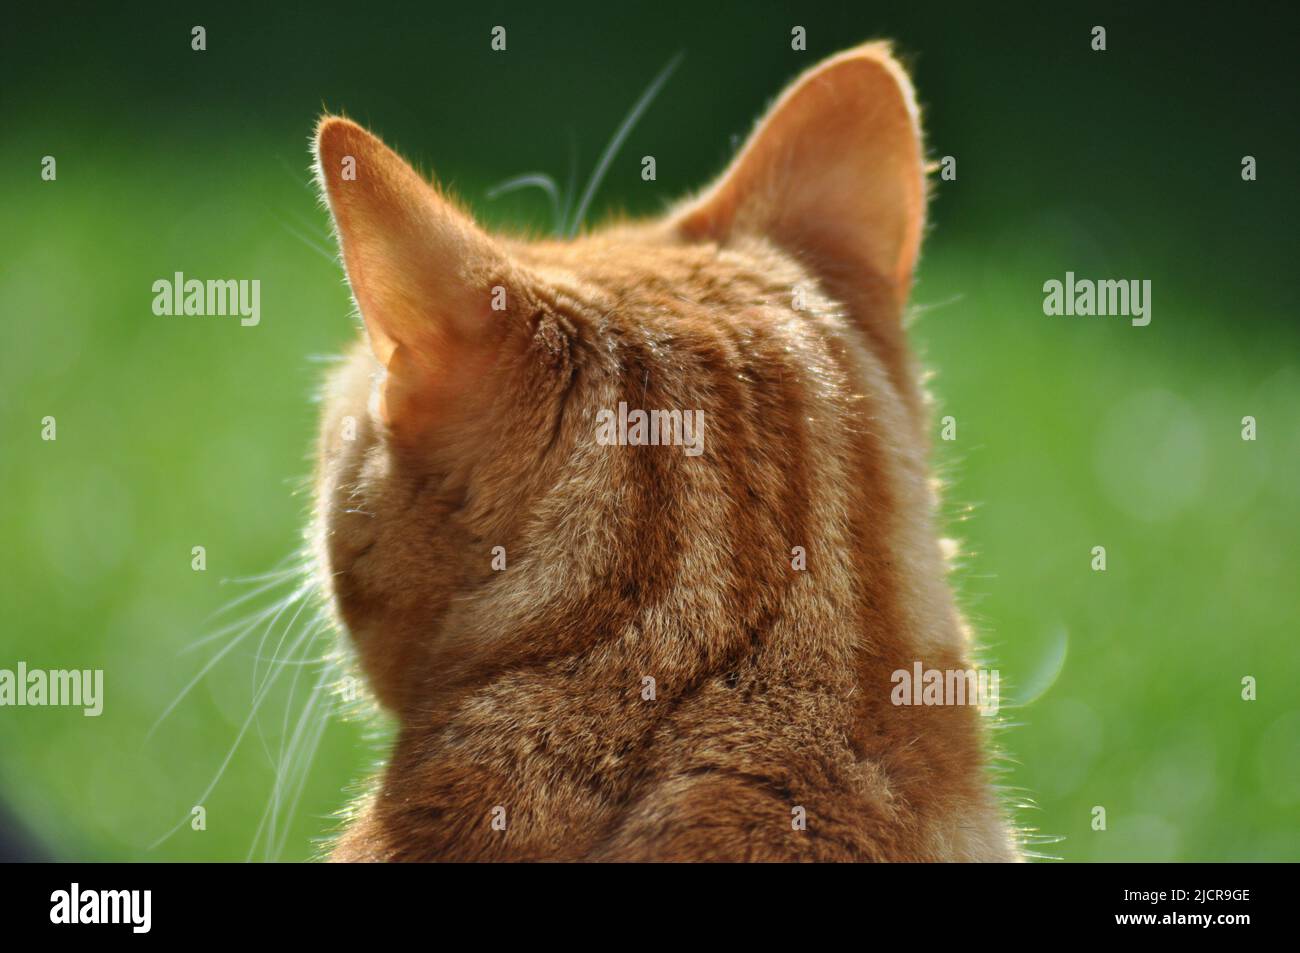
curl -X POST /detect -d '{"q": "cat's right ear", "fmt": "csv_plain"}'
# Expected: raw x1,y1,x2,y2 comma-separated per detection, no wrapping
671,43,926,310
314,116,526,433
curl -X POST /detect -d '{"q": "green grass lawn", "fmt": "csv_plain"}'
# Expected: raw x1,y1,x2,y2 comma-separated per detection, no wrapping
2,127,1297,861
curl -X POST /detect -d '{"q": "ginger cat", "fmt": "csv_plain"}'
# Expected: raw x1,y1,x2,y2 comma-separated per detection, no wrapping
313,42,1018,861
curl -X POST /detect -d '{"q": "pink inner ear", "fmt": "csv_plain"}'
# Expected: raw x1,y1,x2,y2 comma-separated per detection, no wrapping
675,43,925,298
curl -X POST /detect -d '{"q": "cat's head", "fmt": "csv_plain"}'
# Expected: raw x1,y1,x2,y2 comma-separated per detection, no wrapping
312,43,926,714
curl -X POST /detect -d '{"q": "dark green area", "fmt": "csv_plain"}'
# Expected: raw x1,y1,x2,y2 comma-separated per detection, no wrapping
2,2,1297,861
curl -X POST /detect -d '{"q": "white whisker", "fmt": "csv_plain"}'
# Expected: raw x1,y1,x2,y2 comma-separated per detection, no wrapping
149,596,325,852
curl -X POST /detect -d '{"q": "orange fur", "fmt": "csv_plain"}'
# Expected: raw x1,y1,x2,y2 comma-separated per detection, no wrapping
313,42,1017,861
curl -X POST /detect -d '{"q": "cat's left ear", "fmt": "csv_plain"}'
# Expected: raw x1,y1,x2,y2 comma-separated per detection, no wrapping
314,116,531,435
673,42,926,305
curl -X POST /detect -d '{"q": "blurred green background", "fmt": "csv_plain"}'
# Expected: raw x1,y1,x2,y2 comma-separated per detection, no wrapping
2,1,1297,861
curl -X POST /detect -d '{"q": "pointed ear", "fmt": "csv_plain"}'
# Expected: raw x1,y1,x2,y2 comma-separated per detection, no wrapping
674,43,926,303
314,116,524,430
